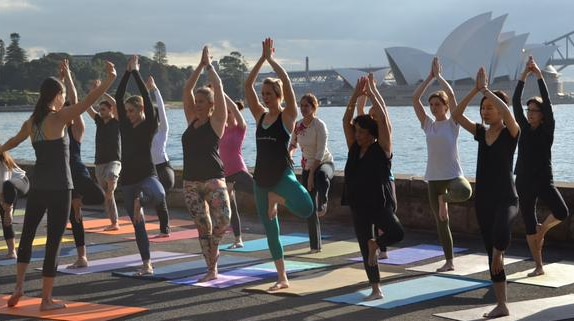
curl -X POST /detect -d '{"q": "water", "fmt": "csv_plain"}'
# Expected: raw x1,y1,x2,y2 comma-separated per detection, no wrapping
1,105,574,182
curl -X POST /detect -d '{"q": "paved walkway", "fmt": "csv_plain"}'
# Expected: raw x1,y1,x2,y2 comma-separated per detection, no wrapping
1,204,573,321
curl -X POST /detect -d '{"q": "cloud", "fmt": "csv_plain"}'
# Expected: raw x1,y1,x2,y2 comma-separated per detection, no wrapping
26,46,48,60
0,0,38,13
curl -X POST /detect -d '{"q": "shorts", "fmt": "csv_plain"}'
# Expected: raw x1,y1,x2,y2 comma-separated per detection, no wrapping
95,161,121,187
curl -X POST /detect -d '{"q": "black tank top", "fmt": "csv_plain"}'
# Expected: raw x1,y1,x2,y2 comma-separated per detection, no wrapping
253,112,293,187
31,120,73,190
67,126,90,179
181,119,224,181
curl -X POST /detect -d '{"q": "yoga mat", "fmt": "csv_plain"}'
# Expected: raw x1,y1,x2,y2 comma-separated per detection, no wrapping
0,236,73,251
220,234,310,252
348,244,467,266
324,275,490,309
112,255,260,280
0,295,147,321
407,254,527,276
86,222,161,236
126,229,199,243
507,262,574,288
0,244,120,266
285,240,359,259
52,251,197,275
66,218,126,230
434,293,574,321
245,267,399,296
171,260,329,288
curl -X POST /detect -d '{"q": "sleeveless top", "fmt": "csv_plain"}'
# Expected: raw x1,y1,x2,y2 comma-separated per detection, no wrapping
181,119,224,181
253,112,293,188
219,125,249,177
31,118,73,190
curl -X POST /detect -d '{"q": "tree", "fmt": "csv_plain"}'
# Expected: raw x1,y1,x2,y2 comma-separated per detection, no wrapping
153,41,168,65
0,39,5,65
218,51,248,100
5,33,27,66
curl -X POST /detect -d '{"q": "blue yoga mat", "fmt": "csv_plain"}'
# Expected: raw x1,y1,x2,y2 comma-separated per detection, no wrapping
170,259,330,287
112,255,262,280
325,275,490,309
220,234,310,252
348,244,467,266
0,243,119,266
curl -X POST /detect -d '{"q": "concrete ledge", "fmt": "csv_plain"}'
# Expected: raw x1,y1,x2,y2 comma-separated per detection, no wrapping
18,162,574,242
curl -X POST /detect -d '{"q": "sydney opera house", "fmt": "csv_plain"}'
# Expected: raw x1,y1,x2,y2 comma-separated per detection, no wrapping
260,12,571,106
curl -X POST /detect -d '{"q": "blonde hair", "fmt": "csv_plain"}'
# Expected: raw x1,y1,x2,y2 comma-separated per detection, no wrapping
195,86,214,103
263,78,283,100
0,151,17,171
428,90,449,107
125,95,144,110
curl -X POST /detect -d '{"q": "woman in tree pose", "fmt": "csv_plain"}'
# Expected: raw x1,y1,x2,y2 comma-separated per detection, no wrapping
0,59,115,310
343,74,404,301
182,46,231,281
115,55,168,276
245,38,313,290
220,98,254,249
289,93,334,253
412,57,472,272
512,56,569,277
452,67,520,318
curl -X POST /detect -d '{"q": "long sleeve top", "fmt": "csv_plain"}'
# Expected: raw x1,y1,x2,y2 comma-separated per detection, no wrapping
512,78,555,183
288,117,333,170
150,88,169,165
115,70,158,185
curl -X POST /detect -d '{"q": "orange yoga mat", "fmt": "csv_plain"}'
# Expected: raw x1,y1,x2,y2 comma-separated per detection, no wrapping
0,295,147,321
66,218,129,231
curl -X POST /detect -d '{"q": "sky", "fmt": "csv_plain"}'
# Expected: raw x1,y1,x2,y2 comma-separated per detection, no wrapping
1,0,574,80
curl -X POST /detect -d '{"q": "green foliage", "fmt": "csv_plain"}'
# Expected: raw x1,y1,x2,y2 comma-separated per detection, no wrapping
153,41,168,65
0,90,38,105
5,33,27,66
218,51,249,100
0,39,5,66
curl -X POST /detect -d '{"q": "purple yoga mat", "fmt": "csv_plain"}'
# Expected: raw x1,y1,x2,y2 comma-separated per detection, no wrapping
348,244,467,266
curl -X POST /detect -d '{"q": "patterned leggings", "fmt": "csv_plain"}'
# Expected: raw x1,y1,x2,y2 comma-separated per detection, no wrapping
183,179,231,242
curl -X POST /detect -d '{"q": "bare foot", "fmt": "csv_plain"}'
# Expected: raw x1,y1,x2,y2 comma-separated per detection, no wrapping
7,287,23,307
368,239,380,267
40,299,67,311
267,192,281,220
133,197,144,223
198,270,218,282
436,262,454,272
378,250,388,259
268,281,289,291
5,251,17,259
483,304,509,319
438,194,448,221
527,267,545,277
363,290,383,301
66,257,88,269
104,224,120,231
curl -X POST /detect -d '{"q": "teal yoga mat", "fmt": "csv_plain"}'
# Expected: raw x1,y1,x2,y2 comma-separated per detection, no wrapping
220,234,310,252
325,275,490,309
112,255,262,280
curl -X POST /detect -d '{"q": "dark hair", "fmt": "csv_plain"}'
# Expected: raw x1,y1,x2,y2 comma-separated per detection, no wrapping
32,77,64,126
352,114,378,139
480,90,509,110
99,100,112,109
235,100,245,111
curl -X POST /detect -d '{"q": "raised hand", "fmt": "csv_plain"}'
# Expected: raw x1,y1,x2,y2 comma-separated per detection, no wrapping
528,56,542,78
263,37,275,60
432,57,441,78
60,59,72,82
353,77,368,98
200,46,211,66
476,67,488,92
90,79,102,92
146,76,157,92
104,61,117,79
127,55,139,72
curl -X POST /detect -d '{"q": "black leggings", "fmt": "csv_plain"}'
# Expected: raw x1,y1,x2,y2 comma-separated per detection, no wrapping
301,163,334,250
1,181,19,240
226,170,254,238
18,189,71,277
69,173,105,247
155,161,174,234
475,198,519,283
351,181,404,283
516,178,569,235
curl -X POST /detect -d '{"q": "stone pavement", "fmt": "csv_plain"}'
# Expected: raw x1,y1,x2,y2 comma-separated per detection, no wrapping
0,203,573,321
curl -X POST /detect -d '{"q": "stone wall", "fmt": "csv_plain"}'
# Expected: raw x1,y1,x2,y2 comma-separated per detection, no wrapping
19,163,574,242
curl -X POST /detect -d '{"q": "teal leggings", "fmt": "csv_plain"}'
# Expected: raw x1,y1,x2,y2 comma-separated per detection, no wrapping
254,169,313,260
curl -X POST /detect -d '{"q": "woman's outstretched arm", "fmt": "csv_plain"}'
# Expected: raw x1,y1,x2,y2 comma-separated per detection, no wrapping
244,40,267,123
